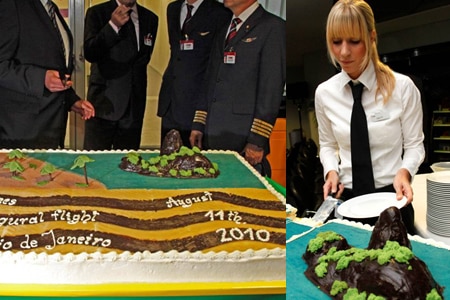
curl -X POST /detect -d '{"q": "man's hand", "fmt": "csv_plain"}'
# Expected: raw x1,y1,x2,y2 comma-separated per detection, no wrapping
110,5,132,28
71,100,95,120
45,70,72,92
190,130,203,149
243,143,264,166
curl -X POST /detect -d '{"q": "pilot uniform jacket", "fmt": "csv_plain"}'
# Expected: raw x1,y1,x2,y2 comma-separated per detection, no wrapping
0,0,80,149
84,0,158,122
157,0,231,140
192,5,286,154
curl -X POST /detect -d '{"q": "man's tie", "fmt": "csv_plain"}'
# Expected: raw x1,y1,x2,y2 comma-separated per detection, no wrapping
126,9,139,50
46,0,66,60
226,18,241,46
182,4,194,34
350,82,375,196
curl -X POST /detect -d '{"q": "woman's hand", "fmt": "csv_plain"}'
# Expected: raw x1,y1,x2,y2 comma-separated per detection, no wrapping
323,170,344,199
393,168,413,204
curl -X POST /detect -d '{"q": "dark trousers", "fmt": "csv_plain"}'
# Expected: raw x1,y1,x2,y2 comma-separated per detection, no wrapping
340,184,417,235
84,116,143,150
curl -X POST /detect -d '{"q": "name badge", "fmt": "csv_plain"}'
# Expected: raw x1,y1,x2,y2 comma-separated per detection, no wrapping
371,109,390,122
144,34,153,47
180,34,194,51
224,51,236,64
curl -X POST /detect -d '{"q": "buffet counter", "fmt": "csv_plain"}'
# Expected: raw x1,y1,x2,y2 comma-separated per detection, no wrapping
412,173,450,245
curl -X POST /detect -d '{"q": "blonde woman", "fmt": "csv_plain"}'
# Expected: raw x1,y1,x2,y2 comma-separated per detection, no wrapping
315,0,425,233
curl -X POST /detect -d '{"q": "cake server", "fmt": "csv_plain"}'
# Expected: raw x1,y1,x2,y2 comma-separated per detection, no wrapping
311,194,339,224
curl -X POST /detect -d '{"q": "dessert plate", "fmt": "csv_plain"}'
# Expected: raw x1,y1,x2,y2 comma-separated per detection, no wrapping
337,192,407,219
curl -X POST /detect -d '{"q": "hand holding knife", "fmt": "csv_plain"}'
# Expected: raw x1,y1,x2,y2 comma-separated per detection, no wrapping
59,70,70,87
44,70,71,92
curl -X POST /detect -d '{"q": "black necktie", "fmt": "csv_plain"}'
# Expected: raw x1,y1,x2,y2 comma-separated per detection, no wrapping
46,0,66,61
123,10,138,51
350,82,375,196
226,18,241,46
182,4,194,34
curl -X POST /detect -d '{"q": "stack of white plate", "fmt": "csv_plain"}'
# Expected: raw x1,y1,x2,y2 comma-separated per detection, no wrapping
426,171,450,237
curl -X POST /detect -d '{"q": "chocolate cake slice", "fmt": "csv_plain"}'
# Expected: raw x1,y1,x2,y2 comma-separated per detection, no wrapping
303,207,444,299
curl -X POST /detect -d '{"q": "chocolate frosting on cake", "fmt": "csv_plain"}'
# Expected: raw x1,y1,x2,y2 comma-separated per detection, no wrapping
303,207,444,299
119,129,220,178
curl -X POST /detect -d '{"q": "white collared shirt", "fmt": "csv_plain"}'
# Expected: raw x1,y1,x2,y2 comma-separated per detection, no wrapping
315,62,425,189
179,0,204,29
226,1,259,35
41,0,70,67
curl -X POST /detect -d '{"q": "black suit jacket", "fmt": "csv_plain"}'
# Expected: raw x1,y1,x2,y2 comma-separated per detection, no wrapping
157,0,230,128
192,6,286,154
0,0,80,149
84,0,158,121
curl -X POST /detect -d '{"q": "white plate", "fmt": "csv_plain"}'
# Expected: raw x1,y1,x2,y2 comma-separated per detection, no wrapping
337,192,407,219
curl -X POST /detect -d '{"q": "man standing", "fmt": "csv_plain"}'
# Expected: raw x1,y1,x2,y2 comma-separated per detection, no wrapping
190,0,286,176
0,0,95,149
83,0,158,150
157,0,231,146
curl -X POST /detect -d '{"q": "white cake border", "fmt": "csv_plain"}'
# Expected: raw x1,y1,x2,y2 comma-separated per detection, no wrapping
0,149,286,284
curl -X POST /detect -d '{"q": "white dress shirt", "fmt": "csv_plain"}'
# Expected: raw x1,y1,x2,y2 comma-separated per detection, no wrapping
179,0,204,29
315,62,425,189
226,1,259,35
41,0,70,67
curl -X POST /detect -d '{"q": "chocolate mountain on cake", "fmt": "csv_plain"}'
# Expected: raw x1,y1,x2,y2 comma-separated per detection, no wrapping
303,207,444,299
119,129,219,178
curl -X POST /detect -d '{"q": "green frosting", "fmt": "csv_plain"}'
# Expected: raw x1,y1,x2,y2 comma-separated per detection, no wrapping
330,280,348,296
312,234,414,278
194,167,206,175
343,288,367,300
427,289,443,300
315,262,328,277
339,287,386,300
307,231,342,253
179,169,192,177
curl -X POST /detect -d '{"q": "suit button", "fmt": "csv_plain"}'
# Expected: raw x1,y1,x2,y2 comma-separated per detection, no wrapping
212,98,216,102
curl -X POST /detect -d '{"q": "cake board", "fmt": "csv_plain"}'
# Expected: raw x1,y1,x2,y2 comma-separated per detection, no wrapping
0,281,285,297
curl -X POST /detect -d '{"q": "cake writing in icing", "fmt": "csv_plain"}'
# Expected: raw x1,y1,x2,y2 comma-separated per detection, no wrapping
303,207,444,299
0,191,285,254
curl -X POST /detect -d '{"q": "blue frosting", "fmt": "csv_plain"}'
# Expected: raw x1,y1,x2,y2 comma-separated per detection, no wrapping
27,152,265,190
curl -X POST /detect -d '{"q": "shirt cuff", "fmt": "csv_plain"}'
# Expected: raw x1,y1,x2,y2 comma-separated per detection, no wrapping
109,20,120,34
